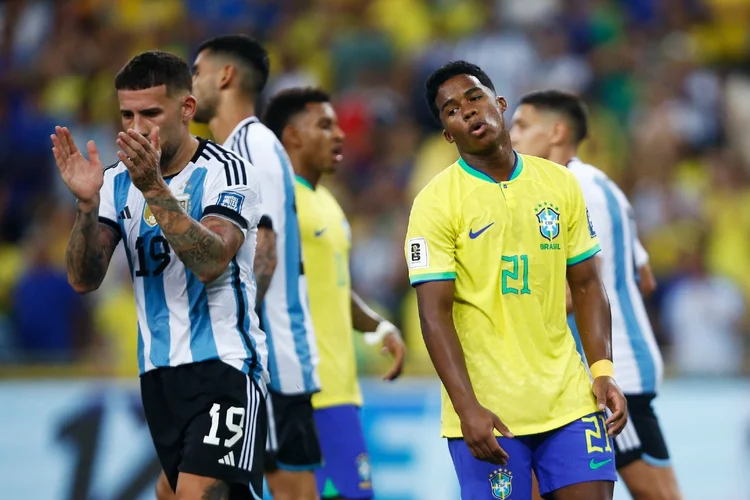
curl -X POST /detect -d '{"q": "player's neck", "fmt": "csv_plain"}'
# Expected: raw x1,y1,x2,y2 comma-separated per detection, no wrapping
460,143,516,182
210,96,257,144
163,135,200,177
290,152,321,188
548,145,578,168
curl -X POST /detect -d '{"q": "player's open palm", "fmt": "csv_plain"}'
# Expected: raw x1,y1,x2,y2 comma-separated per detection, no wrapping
460,404,514,465
51,126,103,203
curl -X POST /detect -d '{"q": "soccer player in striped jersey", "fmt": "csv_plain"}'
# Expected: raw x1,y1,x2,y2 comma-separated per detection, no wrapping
191,35,321,500
51,51,267,500
263,87,406,500
511,90,681,500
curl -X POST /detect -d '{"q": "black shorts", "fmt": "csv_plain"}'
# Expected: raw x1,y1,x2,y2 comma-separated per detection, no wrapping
141,360,267,499
613,393,671,469
264,390,322,472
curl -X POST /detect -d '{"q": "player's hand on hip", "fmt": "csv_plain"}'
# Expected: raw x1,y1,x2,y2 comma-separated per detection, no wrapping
117,128,165,194
50,126,103,206
592,376,628,437
381,330,406,381
459,404,514,465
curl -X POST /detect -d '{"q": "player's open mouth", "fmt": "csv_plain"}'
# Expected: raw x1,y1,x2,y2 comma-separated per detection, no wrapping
332,144,344,163
469,121,487,137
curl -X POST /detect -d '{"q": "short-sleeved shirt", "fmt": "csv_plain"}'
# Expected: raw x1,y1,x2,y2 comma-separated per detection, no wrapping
99,138,267,381
405,152,600,437
224,117,319,395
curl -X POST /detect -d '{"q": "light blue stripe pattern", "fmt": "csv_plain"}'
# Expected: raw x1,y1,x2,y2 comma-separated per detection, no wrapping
260,302,279,384
231,258,257,377
184,167,219,363
273,143,317,393
594,177,655,392
139,199,171,369
642,453,671,468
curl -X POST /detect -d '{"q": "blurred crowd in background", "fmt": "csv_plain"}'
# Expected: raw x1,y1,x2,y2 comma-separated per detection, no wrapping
1,0,749,379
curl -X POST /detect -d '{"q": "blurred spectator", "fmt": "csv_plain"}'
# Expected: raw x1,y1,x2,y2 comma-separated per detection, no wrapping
10,204,96,363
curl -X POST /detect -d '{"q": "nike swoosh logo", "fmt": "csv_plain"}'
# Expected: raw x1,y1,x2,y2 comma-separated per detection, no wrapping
314,228,327,237
589,458,612,470
469,222,494,239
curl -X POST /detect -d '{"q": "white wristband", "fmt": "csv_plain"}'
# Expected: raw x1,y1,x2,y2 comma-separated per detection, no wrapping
363,320,397,346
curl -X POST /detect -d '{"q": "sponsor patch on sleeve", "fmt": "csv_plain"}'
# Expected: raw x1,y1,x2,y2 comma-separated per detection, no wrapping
217,191,245,213
586,208,597,238
408,237,429,269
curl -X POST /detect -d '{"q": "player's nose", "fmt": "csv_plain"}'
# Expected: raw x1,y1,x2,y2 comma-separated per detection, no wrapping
463,107,477,121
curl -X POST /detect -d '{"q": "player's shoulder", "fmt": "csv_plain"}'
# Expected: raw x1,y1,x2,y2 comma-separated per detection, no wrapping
413,160,462,205
567,157,609,184
520,153,575,182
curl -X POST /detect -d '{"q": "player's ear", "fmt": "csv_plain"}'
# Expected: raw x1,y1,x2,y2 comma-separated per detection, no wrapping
282,125,302,149
182,95,197,123
443,129,454,144
496,96,508,112
550,121,567,146
218,64,233,90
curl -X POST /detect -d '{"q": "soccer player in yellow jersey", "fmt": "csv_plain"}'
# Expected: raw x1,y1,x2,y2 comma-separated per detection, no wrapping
405,60,628,500
263,87,407,500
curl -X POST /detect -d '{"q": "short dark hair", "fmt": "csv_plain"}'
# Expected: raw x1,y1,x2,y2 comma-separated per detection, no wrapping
519,90,589,144
424,61,495,122
262,87,332,139
114,50,192,95
197,34,270,96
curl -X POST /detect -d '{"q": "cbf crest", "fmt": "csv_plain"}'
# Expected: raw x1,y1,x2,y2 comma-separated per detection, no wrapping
535,202,560,241
489,467,513,499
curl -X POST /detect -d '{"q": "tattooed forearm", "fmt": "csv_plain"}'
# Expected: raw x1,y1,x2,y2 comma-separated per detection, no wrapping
66,200,117,293
143,188,239,283
200,480,230,500
351,291,383,332
254,228,277,304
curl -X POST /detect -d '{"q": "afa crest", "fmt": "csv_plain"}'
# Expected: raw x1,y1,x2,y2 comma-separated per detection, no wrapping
143,195,191,227
535,202,560,241
489,467,513,499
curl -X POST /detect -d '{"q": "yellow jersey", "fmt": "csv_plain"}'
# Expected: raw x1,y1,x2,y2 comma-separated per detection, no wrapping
295,177,362,409
405,153,601,437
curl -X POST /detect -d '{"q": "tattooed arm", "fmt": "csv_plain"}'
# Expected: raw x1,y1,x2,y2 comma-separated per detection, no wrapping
143,186,244,284
254,226,277,304
66,198,120,294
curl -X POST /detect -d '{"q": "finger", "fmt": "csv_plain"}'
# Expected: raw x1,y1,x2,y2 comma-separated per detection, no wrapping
117,136,139,162
87,141,100,166
61,127,78,155
128,128,153,151
118,131,145,157
50,134,67,162
149,126,161,152
51,146,66,171
487,436,509,465
118,150,135,171
607,411,627,437
492,415,514,439
382,345,405,381
55,126,71,156
596,388,607,412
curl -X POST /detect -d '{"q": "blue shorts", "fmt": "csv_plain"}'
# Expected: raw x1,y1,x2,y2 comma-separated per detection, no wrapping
448,412,617,499
314,405,373,499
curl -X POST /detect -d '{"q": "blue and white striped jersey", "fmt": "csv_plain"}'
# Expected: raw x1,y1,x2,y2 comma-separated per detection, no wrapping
224,117,320,395
98,139,268,382
567,157,664,395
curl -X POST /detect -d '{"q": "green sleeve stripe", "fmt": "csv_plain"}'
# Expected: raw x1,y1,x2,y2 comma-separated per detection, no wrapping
567,244,601,266
410,272,457,286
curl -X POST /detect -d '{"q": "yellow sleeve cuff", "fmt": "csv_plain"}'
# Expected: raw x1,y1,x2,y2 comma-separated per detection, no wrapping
590,359,614,379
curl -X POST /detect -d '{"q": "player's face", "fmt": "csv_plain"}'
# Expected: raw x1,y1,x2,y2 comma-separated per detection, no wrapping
435,75,508,155
191,51,220,124
118,85,197,168
295,102,345,174
510,104,554,159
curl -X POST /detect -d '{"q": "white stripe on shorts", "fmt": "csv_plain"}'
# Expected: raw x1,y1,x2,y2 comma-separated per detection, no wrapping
239,377,260,471
615,413,641,452
265,393,278,453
